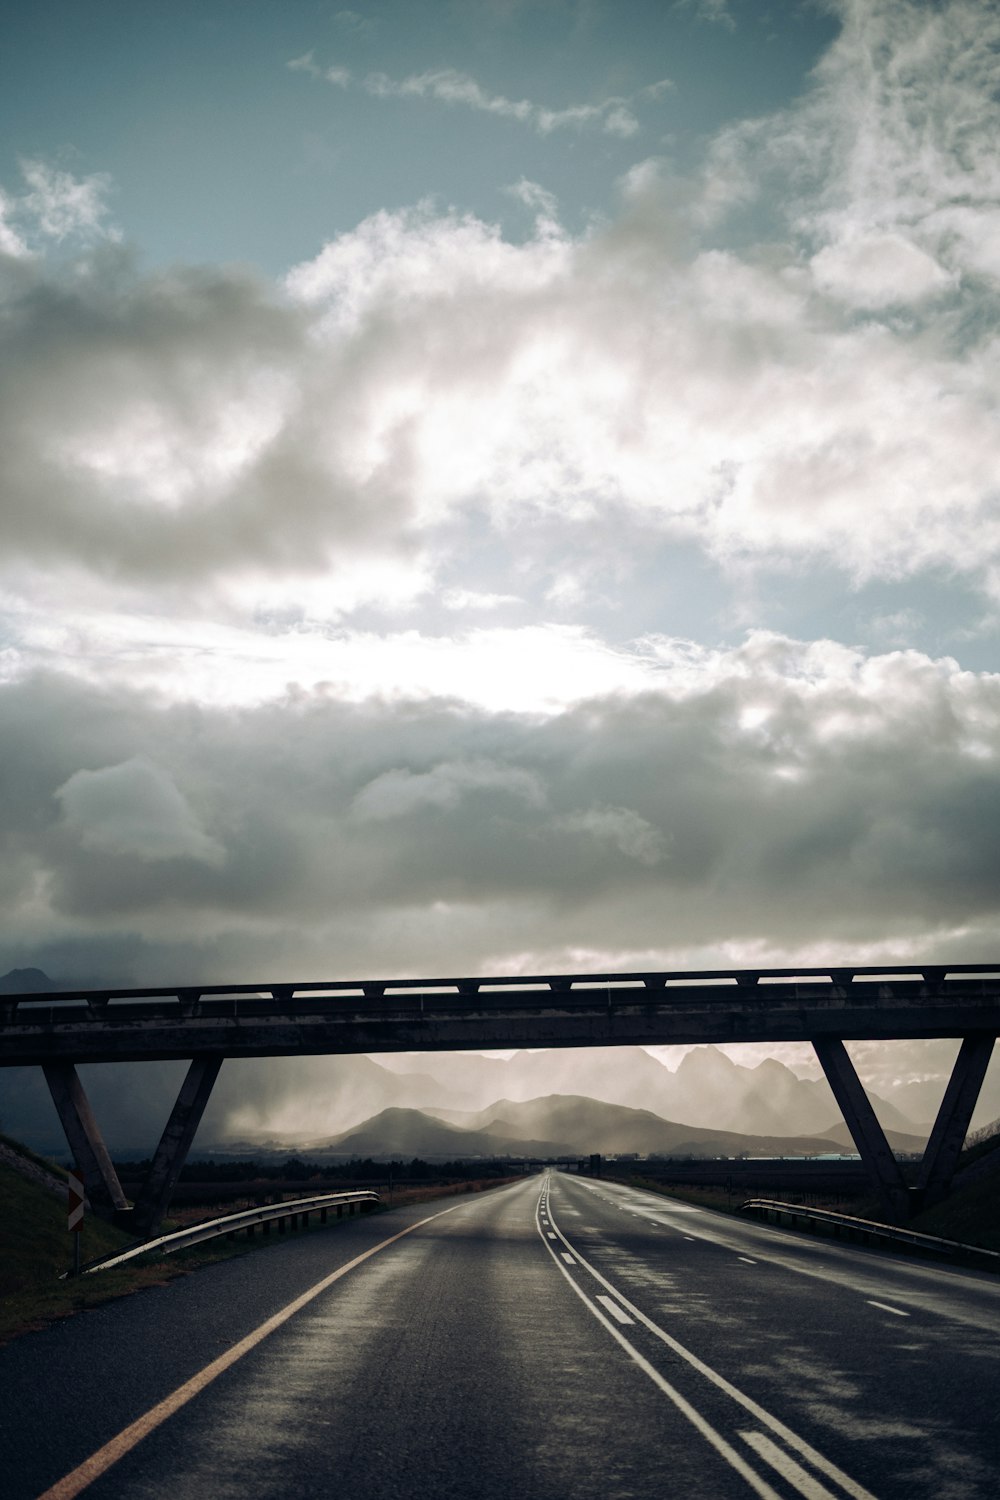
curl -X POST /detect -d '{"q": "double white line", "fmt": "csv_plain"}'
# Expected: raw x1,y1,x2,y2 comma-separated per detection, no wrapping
536,1183,877,1500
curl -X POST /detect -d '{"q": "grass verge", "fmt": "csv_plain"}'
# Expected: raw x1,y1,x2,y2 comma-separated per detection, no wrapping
908,1172,1000,1253
0,1163,266,1347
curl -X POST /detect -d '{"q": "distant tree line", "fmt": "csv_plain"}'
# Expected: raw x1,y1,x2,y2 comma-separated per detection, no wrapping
963,1118,1000,1163
115,1156,520,1183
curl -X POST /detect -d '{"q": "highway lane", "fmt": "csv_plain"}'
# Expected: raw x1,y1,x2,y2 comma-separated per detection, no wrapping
2,1173,997,1499
546,1174,1000,1499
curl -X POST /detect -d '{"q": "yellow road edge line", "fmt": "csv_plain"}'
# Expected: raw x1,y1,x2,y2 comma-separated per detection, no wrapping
38,1200,470,1500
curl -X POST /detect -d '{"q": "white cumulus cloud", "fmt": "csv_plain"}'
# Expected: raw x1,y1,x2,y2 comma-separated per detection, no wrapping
55,756,225,865
810,231,956,308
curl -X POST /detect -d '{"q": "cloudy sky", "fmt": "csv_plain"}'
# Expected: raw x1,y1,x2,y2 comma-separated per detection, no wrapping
3,0,1000,1120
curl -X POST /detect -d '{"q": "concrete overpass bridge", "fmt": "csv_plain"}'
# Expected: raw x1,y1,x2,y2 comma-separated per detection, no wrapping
2,963,998,1235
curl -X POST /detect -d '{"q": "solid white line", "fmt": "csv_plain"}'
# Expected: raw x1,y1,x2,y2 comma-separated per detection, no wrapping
546,1182,877,1500
867,1300,909,1317
741,1431,842,1500
596,1294,634,1325
38,1197,476,1500
536,1194,783,1500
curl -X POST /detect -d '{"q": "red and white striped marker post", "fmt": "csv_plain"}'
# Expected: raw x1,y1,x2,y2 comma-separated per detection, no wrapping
68,1168,84,1275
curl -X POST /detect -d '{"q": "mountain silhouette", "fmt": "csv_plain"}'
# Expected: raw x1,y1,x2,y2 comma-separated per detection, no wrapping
380,1042,926,1138
319,1093,926,1161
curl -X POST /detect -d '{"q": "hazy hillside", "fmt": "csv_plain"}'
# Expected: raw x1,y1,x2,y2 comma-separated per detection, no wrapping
324,1107,560,1159
819,1121,926,1155
0,968,59,994
319,1093,919,1161
384,1043,926,1138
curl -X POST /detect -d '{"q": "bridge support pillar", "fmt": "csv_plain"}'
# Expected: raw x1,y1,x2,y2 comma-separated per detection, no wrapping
131,1054,223,1239
42,1062,130,1221
812,1038,912,1222
915,1033,995,1210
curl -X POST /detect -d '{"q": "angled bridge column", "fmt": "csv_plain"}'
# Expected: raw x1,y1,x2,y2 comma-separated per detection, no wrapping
43,1054,223,1237
813,1037,912,1222
916,1033,995,1209
131,1054,223,1238
43,1062,129,1219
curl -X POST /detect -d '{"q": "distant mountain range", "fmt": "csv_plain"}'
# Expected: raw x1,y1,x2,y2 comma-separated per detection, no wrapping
312,1094,927,1161
375,1042,926,1138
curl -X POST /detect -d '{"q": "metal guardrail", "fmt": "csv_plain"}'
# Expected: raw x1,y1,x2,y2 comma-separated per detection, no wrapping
741,1198,1000,1271
75,1189,380,1276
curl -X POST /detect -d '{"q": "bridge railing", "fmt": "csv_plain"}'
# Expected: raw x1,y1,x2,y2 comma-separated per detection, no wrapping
7,961,1000,1023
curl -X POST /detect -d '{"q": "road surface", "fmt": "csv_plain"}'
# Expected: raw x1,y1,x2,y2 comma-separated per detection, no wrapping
2,1172,998,1499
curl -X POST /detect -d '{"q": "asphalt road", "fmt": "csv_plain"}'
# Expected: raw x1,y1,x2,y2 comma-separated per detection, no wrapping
2,1173,998,1500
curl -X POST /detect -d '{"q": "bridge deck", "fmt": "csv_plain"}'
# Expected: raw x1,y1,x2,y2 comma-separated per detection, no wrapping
4,964,1000,1065
9,964,999,1235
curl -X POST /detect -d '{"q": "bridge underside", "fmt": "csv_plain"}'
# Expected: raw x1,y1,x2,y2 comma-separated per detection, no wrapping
4,965,998,1234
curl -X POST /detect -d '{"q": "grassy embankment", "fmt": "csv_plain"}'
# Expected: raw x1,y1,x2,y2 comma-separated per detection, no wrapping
0,1135,518,1346
908,1124,1000,1248
0,1136,272,1346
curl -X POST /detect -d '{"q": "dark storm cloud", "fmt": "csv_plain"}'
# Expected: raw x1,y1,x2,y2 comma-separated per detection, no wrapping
3,640,1000,984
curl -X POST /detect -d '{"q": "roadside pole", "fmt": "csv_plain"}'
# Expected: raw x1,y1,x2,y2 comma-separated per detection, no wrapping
67,1168,84,1276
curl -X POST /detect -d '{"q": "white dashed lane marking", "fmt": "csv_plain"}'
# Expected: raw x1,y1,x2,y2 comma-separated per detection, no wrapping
867,1300,909,1317
596,1294,635,1325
